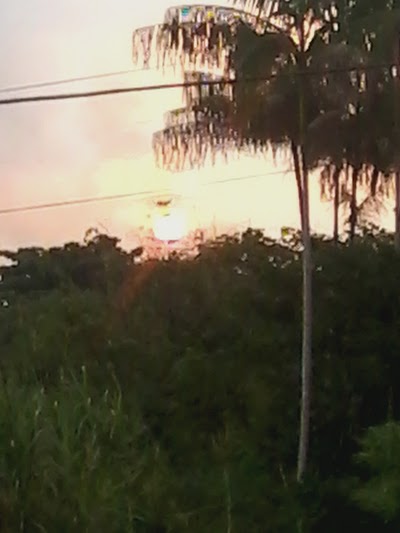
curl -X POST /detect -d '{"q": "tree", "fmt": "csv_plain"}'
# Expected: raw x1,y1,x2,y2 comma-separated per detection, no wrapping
352,421,400,526
132,0,351,481
0,229,143,302
331,0,400,246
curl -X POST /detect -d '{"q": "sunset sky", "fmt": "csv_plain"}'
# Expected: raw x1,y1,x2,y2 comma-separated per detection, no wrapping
0,0,394,250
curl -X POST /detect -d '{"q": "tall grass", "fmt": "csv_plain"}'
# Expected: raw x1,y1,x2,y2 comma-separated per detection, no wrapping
0,366,175,532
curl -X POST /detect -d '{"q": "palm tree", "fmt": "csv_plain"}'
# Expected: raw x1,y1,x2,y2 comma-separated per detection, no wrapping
331,0,400,246
132,0,354,481
293,0,400,243
305,43,365,242
309,57,398,241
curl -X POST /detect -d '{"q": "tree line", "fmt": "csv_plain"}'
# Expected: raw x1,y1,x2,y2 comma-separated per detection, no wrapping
1,228,400,530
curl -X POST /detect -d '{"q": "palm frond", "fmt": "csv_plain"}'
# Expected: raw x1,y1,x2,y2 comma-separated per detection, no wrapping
357,195,387,225
151,57,321,172
181,71,233,107
131,5,265,71
152,113,237,171
132,1,339,71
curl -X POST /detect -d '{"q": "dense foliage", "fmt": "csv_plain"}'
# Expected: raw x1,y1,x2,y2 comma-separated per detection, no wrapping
1,228,400,531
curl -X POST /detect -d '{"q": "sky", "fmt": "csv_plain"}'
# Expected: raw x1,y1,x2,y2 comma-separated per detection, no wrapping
0,0,394,250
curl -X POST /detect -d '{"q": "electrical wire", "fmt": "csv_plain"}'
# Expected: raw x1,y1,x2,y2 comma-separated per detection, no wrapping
0,63,395,106
0,169,291,216
0,66,161,95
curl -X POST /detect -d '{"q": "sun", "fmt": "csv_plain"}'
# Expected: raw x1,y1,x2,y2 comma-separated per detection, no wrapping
152,206,188,242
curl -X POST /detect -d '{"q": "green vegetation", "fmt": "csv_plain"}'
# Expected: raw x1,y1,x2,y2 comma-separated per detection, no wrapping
1,227,400,531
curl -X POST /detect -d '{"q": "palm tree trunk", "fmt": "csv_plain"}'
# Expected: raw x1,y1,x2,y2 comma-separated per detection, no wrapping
395,171,400,251
291,137,312,483
291,140,304,227
333,165,341,243
296,40,313,483
297,145,312,483
394,35,400,251
349,166,359,241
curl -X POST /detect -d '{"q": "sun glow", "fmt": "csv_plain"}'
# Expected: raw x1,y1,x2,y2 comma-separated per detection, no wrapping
152,206,188,242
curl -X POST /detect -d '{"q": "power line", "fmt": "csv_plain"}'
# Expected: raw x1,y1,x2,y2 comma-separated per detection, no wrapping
0,169,291,216
0,63,394,106
0,66,157,95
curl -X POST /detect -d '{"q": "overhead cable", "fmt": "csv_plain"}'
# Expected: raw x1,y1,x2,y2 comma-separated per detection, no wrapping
0,169,292,215
0,66,160,94
0,63,394,106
